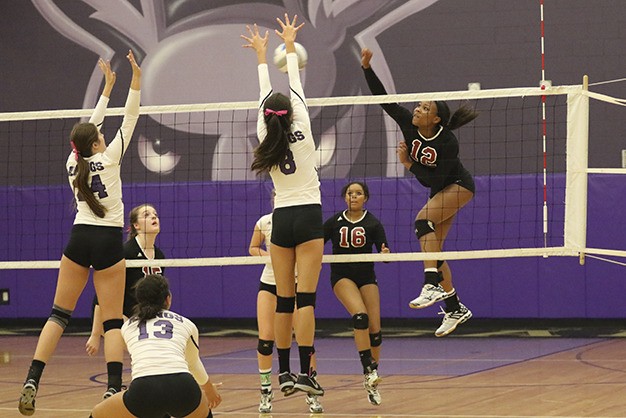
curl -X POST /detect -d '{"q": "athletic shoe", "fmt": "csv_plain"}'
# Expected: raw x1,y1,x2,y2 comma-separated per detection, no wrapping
258,389,273,413
435,303,472,337
294,372,324,396
409,284,448,309
364,368,382,388
363,369,382,406
306,394,324,413
278,372,297,396
18,379,37,416
103,386,120,400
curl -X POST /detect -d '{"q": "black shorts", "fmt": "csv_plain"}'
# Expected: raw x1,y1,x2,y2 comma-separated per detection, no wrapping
330,270,378,289
271,204,323,248
63,224,124,270
259,282,277,295
123,372,202,418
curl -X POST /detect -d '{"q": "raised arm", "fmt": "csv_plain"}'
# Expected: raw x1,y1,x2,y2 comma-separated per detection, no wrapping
242,24,272,140
361,48,412,125
104,50,141,163
88,58,116,129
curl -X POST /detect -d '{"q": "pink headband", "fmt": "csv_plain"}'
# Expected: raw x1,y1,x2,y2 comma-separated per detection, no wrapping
70,141,79,161
264,108,288,117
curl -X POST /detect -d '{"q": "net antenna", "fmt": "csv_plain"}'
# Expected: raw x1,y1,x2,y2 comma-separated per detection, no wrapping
539,0,549,253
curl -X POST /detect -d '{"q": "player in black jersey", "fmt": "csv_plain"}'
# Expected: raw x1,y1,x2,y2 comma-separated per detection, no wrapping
361,48,478,337
323,181,389,406
86,204,164,356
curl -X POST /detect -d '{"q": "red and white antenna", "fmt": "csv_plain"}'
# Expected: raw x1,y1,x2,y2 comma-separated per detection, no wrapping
540,0,549,251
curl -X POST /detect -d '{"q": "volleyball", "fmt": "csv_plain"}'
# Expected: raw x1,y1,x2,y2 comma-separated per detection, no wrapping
273,42,307,73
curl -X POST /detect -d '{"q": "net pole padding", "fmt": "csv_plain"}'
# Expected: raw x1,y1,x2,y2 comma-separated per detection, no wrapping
0,86,583,122
578,75,589,266
0,247,580,270
564,75,589,265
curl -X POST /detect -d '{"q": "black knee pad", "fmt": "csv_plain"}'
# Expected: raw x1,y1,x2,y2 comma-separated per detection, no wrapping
257,339,274,356
103,318,124,333
276,296,296,313
370,331,382,347
296,292,316,309
49,304,73,329
352,313,369,330
414,219,435,239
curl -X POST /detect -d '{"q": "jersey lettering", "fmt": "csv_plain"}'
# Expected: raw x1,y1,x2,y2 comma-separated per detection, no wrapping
287,130,305,143
338,226,366,248
141,266,163,276
279,149,297,175
76,174,109,201
410,138,437,166
137,319,174,340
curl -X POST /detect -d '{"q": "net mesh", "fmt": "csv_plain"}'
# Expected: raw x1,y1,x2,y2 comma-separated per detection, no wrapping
0,86,582,268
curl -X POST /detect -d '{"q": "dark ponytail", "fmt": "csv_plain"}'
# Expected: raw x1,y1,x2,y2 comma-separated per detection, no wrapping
251,93,293,174
133,274,170,321
70,123,106,218
434,101,479,131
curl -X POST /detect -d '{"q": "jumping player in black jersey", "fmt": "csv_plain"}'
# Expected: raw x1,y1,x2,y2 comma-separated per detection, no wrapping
323,181,389,406
86,204,164,356
361,48,477,337
241,14,324,397
90,274,221,418
19,51,141,416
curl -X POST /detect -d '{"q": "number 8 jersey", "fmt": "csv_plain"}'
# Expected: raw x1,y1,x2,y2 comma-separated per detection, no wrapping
66,89,140,227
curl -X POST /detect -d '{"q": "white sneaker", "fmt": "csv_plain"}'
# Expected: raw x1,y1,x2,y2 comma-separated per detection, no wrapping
363,369,382,406
409,284,448,309
364,368,381,388
18,379,37,416
258,389,273,413
435,303,472,337
306,394,324,413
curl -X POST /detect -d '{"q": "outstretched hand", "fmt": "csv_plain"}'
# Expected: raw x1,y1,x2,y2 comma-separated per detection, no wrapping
275,13,304,47
380,243,390,254
241,24,269,63
97,58,116,97
127,50,141,90
361,48,373,69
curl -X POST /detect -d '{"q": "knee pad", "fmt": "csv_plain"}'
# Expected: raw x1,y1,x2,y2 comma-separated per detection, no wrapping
352,313,369,330
49,304,73,329
276,296,296,313
370,331,382,347
103,318,124,333
296,292,316,309
257,339,274,356
437,260,445,269
414,219,435,239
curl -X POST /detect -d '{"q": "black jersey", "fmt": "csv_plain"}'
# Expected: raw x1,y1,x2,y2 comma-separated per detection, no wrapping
323,210,387,280
363,67,474,195
93,237,165,317
123,238,165,316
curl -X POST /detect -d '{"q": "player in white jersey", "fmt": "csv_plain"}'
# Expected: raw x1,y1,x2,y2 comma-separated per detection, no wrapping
242,14,324,397
90,274,221,418
19,51,141,416
248,192,323,413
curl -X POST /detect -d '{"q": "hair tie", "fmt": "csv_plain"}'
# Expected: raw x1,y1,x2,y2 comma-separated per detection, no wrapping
264,108,288,117
70,141,80,161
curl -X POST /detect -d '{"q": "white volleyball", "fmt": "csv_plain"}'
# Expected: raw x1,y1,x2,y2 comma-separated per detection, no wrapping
273,42,307,73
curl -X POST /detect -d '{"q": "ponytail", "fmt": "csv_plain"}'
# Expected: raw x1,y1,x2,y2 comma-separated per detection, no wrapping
435,101,479,131
251,93,293,174
70,123,106,218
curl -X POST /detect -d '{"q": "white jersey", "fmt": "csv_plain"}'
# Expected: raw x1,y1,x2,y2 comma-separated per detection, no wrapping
257,214,275,285
66,89,140,227
122,309,207,383
256,53,321,209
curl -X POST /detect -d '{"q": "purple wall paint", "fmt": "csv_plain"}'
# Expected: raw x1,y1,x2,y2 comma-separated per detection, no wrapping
1,175,624,320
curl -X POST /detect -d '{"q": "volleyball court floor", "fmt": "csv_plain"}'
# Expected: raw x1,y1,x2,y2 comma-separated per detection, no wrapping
2,321,626,418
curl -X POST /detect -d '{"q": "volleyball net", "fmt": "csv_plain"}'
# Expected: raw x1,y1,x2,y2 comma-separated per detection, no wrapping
0,81,624,269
